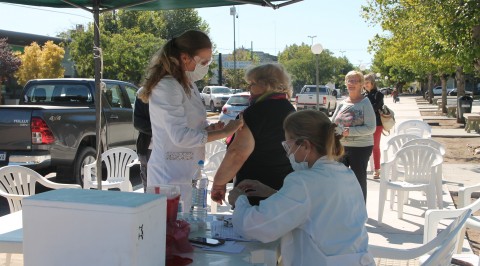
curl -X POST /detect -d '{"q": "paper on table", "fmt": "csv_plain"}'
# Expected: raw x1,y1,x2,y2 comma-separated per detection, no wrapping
210,220,251,241
196,241,245,254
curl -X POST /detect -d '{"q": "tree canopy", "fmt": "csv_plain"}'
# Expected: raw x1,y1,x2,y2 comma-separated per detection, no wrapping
0,38,21,83
68,9,209,85
278,43,354,94
15,41,64,86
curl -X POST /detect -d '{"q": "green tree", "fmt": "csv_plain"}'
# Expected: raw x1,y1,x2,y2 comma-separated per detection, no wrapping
278,43,353,94
0,38,21,104
15,41,65,86
363,0,479,103
222,48,260,89
68,9,208,84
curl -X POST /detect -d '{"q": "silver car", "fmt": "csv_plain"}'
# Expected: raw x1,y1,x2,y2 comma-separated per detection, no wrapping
219,92,250,123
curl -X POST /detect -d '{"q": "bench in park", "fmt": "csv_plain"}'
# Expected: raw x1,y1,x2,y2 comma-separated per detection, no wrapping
446,106,457,117
463,113,480,133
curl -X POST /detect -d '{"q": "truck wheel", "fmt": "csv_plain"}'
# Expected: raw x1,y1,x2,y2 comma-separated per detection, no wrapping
74,147,96,186
210,101,215,112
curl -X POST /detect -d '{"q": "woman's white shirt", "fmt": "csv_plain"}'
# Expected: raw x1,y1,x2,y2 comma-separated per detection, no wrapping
147,76,208,211
232,158,374,266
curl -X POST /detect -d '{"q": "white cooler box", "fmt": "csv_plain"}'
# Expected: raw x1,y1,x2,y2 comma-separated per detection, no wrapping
23,189,166,266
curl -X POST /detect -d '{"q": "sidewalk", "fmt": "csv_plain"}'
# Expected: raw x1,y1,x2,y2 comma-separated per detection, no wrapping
367,95,480,265
3,96,479,266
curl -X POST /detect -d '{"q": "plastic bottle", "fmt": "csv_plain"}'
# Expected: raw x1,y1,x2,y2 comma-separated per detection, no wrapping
190,160,208,226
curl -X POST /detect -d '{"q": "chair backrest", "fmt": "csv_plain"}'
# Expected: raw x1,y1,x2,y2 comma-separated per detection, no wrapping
396,120,432,138
383,134,421,162
403,139,446,156
205,140,226,160
101,147,138,181
0,166,44,212
422,209,471,266
204,150,226,181
394,145,443,184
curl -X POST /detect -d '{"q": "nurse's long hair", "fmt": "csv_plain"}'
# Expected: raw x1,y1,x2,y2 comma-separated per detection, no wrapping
283,110,344,161
139,30,212,103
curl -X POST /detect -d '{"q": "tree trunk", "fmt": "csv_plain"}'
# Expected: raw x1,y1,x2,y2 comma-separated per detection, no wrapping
428,73,434,104
441,74,448,114
456,66,466,96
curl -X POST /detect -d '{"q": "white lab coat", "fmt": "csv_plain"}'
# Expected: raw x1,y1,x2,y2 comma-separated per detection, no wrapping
232,157,375,266
148,76,208,212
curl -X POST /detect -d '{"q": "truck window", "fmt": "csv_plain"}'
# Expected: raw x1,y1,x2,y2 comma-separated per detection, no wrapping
302,86,327,94
212,88,231,94
124,85,138,108
25,84,92,104
104,84,126,108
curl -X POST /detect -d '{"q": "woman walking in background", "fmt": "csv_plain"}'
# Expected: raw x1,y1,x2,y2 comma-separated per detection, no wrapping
332,70,376,201
364,73,384,179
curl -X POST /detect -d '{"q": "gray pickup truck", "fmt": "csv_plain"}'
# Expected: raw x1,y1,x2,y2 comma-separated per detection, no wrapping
0,78,138,184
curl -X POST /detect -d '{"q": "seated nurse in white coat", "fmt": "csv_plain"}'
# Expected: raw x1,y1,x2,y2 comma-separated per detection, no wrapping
228,110,375,266
138,30,243,213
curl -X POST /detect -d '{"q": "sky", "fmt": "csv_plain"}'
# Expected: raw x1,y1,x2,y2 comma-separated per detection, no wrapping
0,0,383,67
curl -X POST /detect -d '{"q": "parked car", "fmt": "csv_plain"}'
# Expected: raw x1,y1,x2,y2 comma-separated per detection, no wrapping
200,86,232,112
219,92,250,123
295,85,337,116
230,88,245,94
425,86,454,98
447,88,473,96
0,78,139,185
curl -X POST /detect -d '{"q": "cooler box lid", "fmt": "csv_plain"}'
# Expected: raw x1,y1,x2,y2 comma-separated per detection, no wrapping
23,189,164,214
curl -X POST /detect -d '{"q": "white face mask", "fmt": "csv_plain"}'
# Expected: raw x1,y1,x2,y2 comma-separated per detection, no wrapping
288,146,309,171
186,62,209,82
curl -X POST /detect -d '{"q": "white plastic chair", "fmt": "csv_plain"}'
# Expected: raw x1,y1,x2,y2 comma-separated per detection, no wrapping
370,209,471,265
395,120,432,138
452,183,480,254
378,145,443,224
403,139,446,208
0,165,81,266
83,147,138,192
205,140,226,163
0,165,82,213
382,134,421,163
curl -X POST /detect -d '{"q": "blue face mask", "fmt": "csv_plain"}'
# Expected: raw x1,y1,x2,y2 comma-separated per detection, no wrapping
288,145,309,171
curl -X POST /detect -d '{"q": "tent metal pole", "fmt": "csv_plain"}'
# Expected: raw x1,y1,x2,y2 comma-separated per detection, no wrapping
93,0,103,190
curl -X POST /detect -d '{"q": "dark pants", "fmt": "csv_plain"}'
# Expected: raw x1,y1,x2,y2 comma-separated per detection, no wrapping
138,149,151,192
341,145,373,201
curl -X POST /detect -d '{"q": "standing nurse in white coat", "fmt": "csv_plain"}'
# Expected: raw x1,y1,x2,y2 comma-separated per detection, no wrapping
228,110,374,266
139,30,243,213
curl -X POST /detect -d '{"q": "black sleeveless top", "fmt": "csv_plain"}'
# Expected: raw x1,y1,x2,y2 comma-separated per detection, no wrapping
234,98,295,205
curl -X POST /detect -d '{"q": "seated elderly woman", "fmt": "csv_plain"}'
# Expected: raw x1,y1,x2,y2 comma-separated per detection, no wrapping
228,110,374,266
211,63,295,206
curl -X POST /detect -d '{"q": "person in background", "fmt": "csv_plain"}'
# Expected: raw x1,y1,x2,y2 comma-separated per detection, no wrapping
392,88,399,103
363,73,384,179
332,70,376,201
211,63,295,206
138,30,243,213
228,110,374,266
133,87,151,192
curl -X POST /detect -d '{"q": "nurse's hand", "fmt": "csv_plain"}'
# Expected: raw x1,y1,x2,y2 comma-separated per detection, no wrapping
211,184,226,205
236,179,277,198
228,187,246,208
205,121,225,132
223,114,244,135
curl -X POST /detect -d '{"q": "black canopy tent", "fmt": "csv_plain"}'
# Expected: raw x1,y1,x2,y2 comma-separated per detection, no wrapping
0,0,301,189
